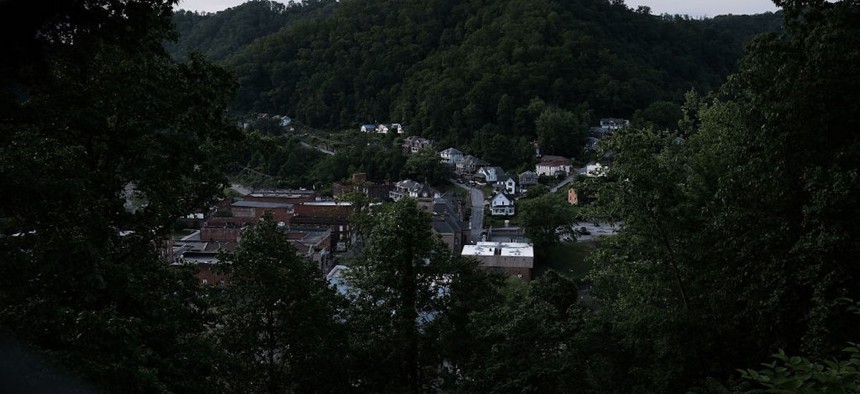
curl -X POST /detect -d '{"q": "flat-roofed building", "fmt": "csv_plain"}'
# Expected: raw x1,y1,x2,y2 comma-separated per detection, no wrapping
461,241,534,280
230,200,293,223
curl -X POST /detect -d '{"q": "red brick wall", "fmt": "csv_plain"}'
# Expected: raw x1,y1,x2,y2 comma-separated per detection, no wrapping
293,204,351,219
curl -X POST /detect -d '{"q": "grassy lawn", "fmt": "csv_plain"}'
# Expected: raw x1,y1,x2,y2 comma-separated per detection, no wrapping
534,241,596,281
484,212,519,227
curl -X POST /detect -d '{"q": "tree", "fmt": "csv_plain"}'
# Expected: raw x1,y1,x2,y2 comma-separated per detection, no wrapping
535,106,589,158
577,1,860,391
402,147,452,186
0,1,239,391
518,191,577,249
215,214,348,393
345,198,464,392
457,273,584,393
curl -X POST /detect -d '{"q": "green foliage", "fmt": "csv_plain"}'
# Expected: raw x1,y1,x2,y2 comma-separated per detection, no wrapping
536,105,590,158
740,346,860,393
402,147,454,186
173,0,782,139
631,100,684,131
0,0,239,391
455,272,585,393
215,215,348,393
345,198,471,391
518,191,577,250
576,1,860,391
167,0,337,62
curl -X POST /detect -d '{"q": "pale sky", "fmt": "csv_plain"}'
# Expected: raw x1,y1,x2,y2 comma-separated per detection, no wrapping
175,0,780,18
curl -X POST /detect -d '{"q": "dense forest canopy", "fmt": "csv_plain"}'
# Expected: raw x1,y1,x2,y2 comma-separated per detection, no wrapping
170,0,781,147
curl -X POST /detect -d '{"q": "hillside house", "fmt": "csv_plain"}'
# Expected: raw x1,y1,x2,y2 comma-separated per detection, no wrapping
498,176,517,195
439,147,464,165
402,136,434,154
586,162,607,177
389,179,435,201
518,171,538,187
476,166,507,183
456,155,488,176
535,155,573,177
489,193,515,216
377,123,403,134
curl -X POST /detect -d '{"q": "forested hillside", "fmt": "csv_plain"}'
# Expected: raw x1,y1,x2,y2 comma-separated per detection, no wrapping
167,0,336,62
171,0,780,145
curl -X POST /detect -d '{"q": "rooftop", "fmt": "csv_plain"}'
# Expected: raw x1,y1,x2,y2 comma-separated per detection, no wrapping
232,200,294,209
462,242,534,258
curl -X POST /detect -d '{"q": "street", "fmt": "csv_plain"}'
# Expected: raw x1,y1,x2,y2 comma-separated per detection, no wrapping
453,180,485,242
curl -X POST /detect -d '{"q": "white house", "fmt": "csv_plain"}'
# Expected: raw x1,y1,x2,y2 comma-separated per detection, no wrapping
389,179,435,201
599,118,629,130
377,123,403,134
360,124,376,133
477,166,507,183
535,155,572,177
489,193,515,216
502,177,517,195
439,147,464,165
586,162,607,177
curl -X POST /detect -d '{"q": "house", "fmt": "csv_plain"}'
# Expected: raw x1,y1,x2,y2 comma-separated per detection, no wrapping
439,147,464,165
489,193,515,216
567,188,579,205
599,118,629,130
456,155,488,176
535,155,573,177
518,171,538,187
402,136,434,154
430,198,469,254
377,123,403,134
476,166,507,183
360,124,376,133
461,242,534,281
389,179,435,201
585,162,607,177
500,176,517,195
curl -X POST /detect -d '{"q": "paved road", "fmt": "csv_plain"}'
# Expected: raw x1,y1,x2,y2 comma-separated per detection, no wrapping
230,183,252,196
300,141,335,155
549,166,588,193
453,181,486,242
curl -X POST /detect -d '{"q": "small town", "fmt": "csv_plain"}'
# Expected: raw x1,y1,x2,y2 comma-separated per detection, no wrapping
171,116,624,288
2,0,858,393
